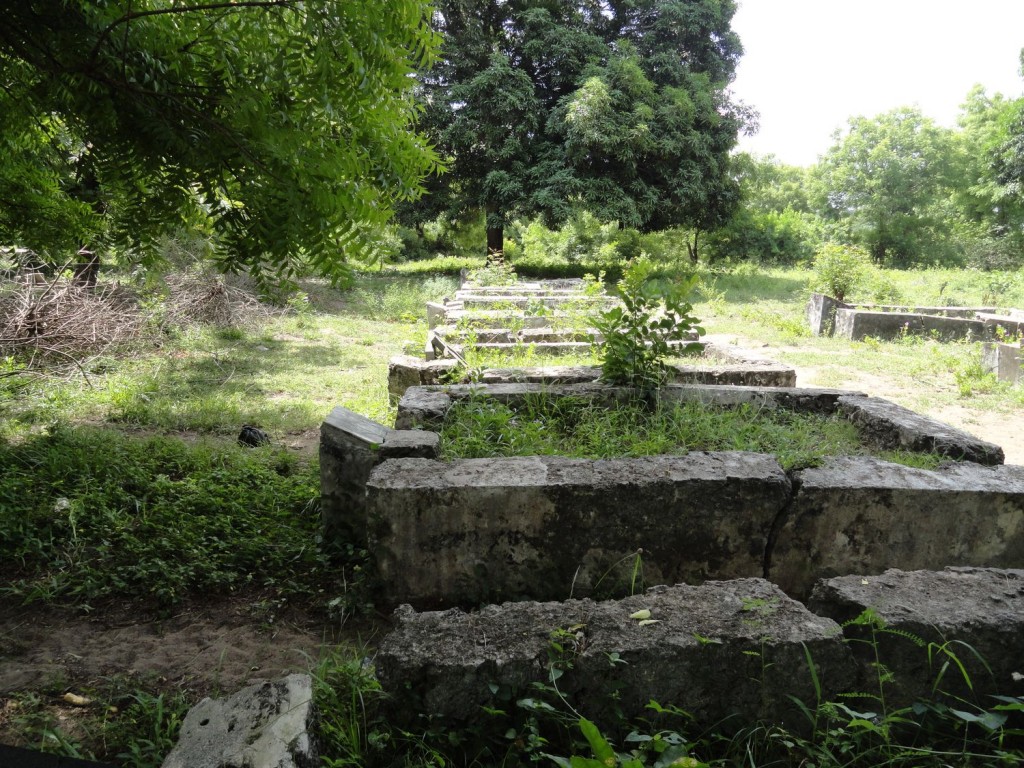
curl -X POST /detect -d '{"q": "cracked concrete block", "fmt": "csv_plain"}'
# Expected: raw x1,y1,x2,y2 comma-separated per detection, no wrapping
770,457,1024,598
376,579,855,734
367,453,791,608
809,567,1024,707
162,674,316,768
982,342,1022,384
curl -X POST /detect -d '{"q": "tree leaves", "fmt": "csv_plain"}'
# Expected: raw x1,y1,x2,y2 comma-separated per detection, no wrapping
411,0,746,248
0,0,441,281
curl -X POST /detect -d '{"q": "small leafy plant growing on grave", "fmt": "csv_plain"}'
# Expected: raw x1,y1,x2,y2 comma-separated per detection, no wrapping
594,256,703,389
467,260,517,287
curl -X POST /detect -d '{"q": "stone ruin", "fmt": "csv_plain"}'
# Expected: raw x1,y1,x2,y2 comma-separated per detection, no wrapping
323,382,1015,608
808,292,1024,384
390,275,797,398
160,281,1024,764
164,567,1024,764
807,291,1024,343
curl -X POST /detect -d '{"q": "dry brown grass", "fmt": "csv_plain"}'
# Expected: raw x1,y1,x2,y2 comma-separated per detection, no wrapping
0,269,284,376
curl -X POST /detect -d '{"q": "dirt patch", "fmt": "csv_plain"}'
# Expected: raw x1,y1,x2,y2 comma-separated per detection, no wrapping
0,596,378,698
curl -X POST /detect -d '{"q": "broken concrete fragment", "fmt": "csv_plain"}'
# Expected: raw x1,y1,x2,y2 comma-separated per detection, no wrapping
809,567,1024,707
393,388,453,431
367,453,791,608
376,579,855,734
161,674,317,768
838,395,1004,465
982,341,1022,385
771,457,1024,598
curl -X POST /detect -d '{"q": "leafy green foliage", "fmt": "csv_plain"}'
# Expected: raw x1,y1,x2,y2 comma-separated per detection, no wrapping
813,108,964,267
595,258,703,388
809,243,874,303
0,425,327,606
0,1,440,282
411,0,748,253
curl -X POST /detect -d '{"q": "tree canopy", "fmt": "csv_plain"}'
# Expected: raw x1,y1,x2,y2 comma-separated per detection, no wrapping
0,0,440,282
411,0,750,257
812,107,961,266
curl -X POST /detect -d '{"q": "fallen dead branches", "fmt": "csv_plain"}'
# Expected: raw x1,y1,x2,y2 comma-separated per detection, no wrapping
0,269,287,377
0,277,142,370
159,271,284,329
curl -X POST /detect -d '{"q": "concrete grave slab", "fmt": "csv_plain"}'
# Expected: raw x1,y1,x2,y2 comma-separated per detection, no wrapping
771,457,1024,598
809,567,1024,707
375,579,855,733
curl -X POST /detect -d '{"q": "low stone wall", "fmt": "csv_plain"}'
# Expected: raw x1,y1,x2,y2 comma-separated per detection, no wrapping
807,292,1024,341
368,453,790,606
834,308,985,341
376,568,1024,737
368,453,1024,606
771,457,1024,596
376,579,854,733
387,343,797,401
159,570,1024,761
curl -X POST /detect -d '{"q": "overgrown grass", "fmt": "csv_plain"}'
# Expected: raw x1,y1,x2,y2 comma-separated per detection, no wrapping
0,424,333,608
438,396,942,470
3,672,191,767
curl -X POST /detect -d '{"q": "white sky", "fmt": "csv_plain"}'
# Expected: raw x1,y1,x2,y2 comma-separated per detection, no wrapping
730,0,1024,166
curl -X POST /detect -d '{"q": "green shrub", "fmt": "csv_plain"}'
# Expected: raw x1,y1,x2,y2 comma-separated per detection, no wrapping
810,243,873,302
594,257,703,388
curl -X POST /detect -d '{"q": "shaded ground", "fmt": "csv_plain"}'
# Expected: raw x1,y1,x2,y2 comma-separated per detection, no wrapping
0,598,352,696
0,592,380,753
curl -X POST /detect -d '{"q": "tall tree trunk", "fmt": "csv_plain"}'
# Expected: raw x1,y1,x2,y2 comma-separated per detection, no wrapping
485,204,504,264
686,230,700,265
73,248,100,288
